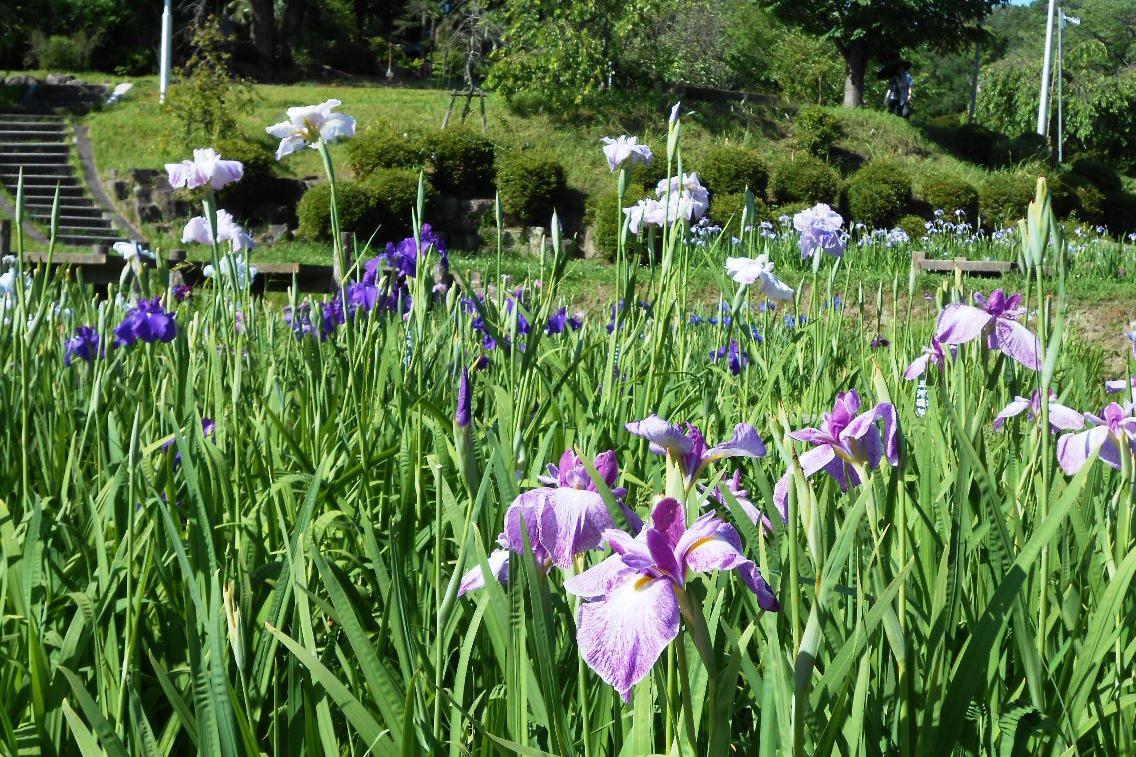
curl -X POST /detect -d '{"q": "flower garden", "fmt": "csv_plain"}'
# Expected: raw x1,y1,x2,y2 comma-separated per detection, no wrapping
2,94,1136,756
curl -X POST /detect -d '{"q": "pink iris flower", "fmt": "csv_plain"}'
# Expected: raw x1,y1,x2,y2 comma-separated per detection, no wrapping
903,337,956,380
993,389,1084,433
1056,402,1136,475
933,289,1040,370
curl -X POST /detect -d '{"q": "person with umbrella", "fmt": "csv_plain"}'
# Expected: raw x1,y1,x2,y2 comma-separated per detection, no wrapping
882,60,914,118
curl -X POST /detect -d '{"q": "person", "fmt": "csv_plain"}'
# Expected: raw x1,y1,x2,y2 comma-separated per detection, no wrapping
886,61,914,118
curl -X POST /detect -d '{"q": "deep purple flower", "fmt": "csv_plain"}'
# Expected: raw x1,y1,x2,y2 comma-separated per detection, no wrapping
625,416,766,485
545,306,584,335
710,340,748,375
934,289,1040,370
172,284,193,303
284,302,314,340
564,497,778,702
164,417,216,467
994,389,1084,433
347,282,379,312
903,337,955,379
459,449,627,596
320,298,345,340
114,297,176,347
1056,402,1136,475
456,367,471,428
773,391,898,521
871,336,890,350
64,326,102,366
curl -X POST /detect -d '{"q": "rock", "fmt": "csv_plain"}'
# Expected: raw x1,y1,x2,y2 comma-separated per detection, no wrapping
582,226,599,259
132,186,152,202
112,180,130,201
45,73,76,86
264,224,290,245
137,203,163,223
130,168,161,186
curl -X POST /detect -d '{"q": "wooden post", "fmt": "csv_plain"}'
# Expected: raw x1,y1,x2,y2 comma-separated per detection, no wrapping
333,231,355,284
0,220,10,257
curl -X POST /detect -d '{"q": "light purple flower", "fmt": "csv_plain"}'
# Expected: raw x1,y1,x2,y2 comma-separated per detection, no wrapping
1126,321,1136,357
625,416,766,484
993,389,1084,432
1105,377,1136,395
903,337,955,380
601,135,652,172
459,450,628,596
655,173,709,222
773,390,898,521
933,289,1040,370
793,203,845,259
265,99,356,160
564,497,778,702
182,209,254,252
707,470,774,532
165,148,244,191
1056,402,1136,475
725,253,794,300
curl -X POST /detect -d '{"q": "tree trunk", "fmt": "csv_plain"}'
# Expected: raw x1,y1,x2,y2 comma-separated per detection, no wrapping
840,40,867,108
250,0,276,76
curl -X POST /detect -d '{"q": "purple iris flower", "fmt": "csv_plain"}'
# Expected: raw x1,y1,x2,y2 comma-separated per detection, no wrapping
505,295,531,335
706,469,774,532
625,416,766,485
871,336,890,350
688,313,704,326
456,367,471,428
114,297,176,347
164,417,217,467
564,496,778,702
710,340,748,375
903,337,955,380
320,298,345,340
459,450,629,596
1105,377,1136,395
933,289,1040,370
773,390,898,521
545,306,584,335
284,303,315,340
994,389,1084,433
793,203,845,259
172,284,193,302
1056,402,1136,475
64,326,103,366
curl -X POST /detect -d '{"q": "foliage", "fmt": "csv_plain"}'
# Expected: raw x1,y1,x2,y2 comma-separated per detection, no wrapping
296,180,377,240
213,135,277,217
422,125,496,196
495,150,566,225
896,212,928,240
1102,190,1136,233
919,171,980,222
767,28,845,105
921,121,1000,168
980,171,1034,227
346,123,425,178
794,106,845,157
23,29,99,70
696,144,768,196
1070,158,1123,194
844,159,913,227
586,187,649,261
709,190,767,232
163,20,256,146
768,154,841,205
364,168,432,240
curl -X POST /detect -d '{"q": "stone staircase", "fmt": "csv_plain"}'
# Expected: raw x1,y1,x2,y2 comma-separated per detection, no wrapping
0,80,133,249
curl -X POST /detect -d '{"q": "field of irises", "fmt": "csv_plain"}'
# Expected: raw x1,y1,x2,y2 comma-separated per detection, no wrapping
2,102,1135,756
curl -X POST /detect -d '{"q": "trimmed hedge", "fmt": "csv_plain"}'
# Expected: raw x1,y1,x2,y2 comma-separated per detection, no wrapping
919,172,980,223
1103,190,1136,233
1070,157,1123,193
698,144,768,196
794,106,844,157
768,154,841,205
844,160,912,229
422,125,495,196
296,181,378,240
364,168,433,239
213,135,276,215
586,188,649,262
495,151,566,225
346,123,424,176
980,173,1034,228
896,214,928,241
709,191,768,232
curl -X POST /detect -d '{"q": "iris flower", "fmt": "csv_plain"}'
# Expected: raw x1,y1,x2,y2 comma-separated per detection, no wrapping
793,203,845,259
710,340,748,375
265,99,356,160
1056,402,1136,475
993,389,1084,432
182,209,254,252
64,325,102,366
773,390,898,520
1105,377,1136,395
601,135,652,172
564,496,779,702
114,297,176,347
724,253,794,300
933,289,1040,370
903,337,955,380
625,416,766,485
165,148,244,191
203,253,258,290
459,450,629,595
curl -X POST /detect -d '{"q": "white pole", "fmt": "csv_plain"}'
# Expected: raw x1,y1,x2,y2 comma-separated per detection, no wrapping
159,0,172,104
1057,7,1063,162
1037,0,1057,136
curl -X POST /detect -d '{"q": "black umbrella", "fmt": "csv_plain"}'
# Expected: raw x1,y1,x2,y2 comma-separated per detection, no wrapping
876,60,912,80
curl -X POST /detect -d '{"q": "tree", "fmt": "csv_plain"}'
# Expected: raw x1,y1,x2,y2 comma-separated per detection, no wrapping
760,0,1002,107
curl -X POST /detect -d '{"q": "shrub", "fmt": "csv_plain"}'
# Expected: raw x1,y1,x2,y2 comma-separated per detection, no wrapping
586,188,649,262
710,191,768,232
794,106,844,157
495,151,566,225
214,135,276,215
697,144,768,196
919,172,980,223
422,126,495,196
1070,158,1122,193
630,148,668,191
24,30,99,70
364,168,433,240
897,214,929,242
923,121,999,167
844,160,912,229
1071,182,1106,225
992,131,1049,165
768,155,841,205
296,181,377,241
980,173,1034,228
346,124,424,178
1103,190,1136,234
163,21,255,144
1041,171,1102,223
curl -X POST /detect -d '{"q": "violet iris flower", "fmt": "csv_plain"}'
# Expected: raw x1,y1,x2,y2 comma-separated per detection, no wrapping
773,390,898,521
1105,377,1136,395
114,297,176,347
459,450,630,595
793,203,845,259
165,147,244,191
164,417,217,467
564,496,779,702
320,298,345,340
456,367,471,428
993,389,1084,432
710,340,748,375
1056,402,1136,475
903,337,955,380
64,325,102,366
284,303,314,340
545,306,584,335
933,290,1040,370
172,284,193,303
625,416,767,485
707,470,774,532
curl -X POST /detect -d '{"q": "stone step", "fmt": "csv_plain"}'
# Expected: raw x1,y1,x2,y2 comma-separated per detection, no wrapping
55,224,119,236
0,143,71,154
0,129,69,140
0,163,76,176
0,114,66,124
2,185,85,198
25,204,104,218
28,210,107,223
55,233,123,246
0,151,73,164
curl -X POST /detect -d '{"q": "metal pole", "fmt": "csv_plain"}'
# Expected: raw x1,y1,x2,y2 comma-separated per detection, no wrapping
159,0,172,104
1057,7,1063,162
968,37,981,125
1037,0,1057,136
